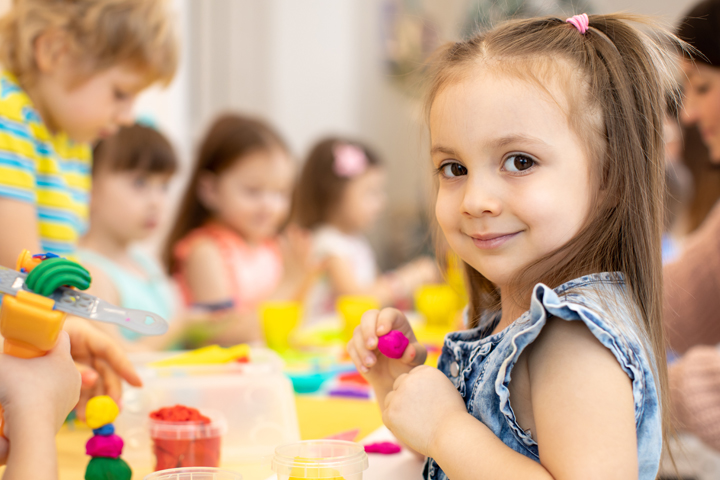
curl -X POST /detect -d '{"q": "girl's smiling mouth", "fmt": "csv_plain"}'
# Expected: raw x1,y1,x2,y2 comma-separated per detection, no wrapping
468,231,521,249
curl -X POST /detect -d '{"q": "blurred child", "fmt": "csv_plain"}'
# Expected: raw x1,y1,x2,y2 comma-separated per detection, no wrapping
0,332,81,480
0,0,175,401
164,114,313,344
349,13,679,479
294,138,437,320
78,124,179,350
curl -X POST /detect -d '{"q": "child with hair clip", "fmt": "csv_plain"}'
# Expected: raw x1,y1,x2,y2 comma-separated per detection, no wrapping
348,14,682,480
165,114,315,345
0,0,177,416
294,138,437,320
78,124,180,350
0,332,80,480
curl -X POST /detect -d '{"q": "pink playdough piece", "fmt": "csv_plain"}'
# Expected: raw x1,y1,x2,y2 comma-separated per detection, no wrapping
377,330,409,359
364,441,402,454
85,433,124,458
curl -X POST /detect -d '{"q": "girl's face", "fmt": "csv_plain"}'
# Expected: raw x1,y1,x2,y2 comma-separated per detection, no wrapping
90,168,172,243
199,148,294,244
332,167,387,233
681,59,720,163
431,70,594,288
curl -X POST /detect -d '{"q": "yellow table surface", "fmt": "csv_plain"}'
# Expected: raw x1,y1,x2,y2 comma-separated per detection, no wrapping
39,395,382,480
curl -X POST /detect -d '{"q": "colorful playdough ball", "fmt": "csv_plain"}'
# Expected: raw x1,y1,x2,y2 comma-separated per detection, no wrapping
377,330,409,359
92,424,115,436
85,433,124,458
84,457,132,480
85,395,120,429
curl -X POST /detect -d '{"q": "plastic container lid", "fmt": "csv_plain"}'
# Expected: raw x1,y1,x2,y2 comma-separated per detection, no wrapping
149,409,227,440
143,467,242,480
271,440,368,478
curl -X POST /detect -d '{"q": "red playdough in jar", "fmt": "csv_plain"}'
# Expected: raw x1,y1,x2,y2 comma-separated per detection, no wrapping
148,406,226,471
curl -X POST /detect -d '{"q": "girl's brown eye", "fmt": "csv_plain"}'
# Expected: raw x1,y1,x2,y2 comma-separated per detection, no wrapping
441,163,468,177
503,154,535,172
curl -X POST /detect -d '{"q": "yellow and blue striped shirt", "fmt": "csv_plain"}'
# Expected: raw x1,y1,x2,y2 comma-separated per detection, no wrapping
0,71,91,256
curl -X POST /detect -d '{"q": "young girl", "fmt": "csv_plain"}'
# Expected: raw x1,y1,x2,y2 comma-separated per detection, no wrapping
294,137,437,320
164,114,313,344
0,0,176,416
349,14,680,479
78,124,179,350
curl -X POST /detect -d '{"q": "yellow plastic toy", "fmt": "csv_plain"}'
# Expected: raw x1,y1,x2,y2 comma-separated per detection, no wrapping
336,296,379,342
0,250,170,438
149,344,251,367
85,395,120,429
261,301,301,352
414,284,460,330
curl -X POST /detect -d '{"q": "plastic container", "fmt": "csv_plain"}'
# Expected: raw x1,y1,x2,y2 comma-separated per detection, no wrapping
116,348,300,468
272,440,368,480
336,296,379,341
149,409,227,470
261,301,301,352
143,467,242,480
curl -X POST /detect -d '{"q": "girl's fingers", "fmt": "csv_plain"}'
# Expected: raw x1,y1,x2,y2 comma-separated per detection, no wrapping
401,342,427,367
360,309,381,349
347,341,368,374
353,326,377,369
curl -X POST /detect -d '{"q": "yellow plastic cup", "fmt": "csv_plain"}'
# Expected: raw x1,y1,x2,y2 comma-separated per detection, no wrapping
261,301,301,352
415,284,459,329
272,440,368,480
336,296,379,341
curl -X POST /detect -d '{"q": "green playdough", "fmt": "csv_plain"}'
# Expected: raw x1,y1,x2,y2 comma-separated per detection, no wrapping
84,457,132,480
25,257,91,296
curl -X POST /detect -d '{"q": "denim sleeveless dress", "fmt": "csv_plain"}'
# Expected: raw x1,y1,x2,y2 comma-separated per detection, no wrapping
424,273,662,480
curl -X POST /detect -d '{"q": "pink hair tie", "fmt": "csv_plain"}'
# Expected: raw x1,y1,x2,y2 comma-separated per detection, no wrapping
333,144,368,178
566,13,589,34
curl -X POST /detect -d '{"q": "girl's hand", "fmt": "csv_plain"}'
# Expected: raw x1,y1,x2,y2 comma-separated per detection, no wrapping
383,365,466,457
347,308,426,392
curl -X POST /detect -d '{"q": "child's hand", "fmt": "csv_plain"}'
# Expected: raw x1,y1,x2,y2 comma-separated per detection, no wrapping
347,308,426,392
383,365,467,457
63,316,142,419
0,331,81,443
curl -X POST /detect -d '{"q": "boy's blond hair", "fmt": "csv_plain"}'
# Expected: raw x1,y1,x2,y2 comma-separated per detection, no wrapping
0,0,178,86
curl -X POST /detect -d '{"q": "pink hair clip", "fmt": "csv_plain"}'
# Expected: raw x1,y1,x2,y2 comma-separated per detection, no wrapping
333,144,368,178
566,13,589,34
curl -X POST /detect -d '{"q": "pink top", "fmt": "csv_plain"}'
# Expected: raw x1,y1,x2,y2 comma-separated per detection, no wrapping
174,223,283,313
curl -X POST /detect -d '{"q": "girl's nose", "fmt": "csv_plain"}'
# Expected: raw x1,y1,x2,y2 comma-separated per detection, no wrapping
461,175,502,218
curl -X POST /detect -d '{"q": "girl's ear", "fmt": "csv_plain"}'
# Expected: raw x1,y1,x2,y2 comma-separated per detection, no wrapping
196,170,218,211
34,29,71,74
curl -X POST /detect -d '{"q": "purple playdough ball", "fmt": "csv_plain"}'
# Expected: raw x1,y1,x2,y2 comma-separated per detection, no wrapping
377,330,409,359
85,433,124,458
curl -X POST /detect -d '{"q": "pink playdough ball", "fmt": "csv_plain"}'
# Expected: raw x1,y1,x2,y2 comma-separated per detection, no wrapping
364,441,402,454
85,433,124,458
377,330,409,359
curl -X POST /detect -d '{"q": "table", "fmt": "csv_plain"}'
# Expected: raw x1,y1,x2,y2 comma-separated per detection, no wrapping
49,395,384,480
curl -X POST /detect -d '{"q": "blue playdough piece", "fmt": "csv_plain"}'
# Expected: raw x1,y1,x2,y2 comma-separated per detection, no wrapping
93,424,115,436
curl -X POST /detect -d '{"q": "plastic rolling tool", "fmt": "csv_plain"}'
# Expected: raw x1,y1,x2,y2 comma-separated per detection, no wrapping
0,250,169,437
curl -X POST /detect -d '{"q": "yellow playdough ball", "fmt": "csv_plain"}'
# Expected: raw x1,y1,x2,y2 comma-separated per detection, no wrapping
85,395,120,429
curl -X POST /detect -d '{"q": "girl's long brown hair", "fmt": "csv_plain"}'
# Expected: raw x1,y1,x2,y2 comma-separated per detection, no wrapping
162,113,288,274
425,14,683,451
